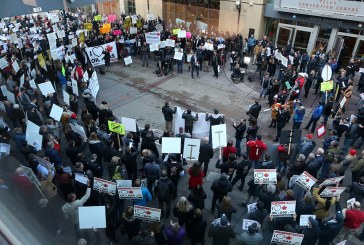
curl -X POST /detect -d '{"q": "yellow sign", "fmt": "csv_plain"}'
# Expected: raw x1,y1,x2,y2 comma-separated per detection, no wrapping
84,23,92,31
94,15,102,21
78,32,85,43
320,80,334,92
37,53,46,70
173,28,181,35
100,23,111,34
108,121,125,135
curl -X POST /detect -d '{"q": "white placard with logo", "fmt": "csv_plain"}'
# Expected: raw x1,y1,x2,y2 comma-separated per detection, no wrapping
124,56,133,66
319,176,345,186
145,32,160,44
242,219,260,231
134,205,161,222
116,180,132,187
183,138,201,161
271,230,304,245
49,104,63,122
271,201,296,216
295,171,317,190
299,215,316,227
121,117,137,132
247,202,257,213
320,187,346,197
118,187,143,199
93,177,117,195
78,206,106,229
38,81,56,96
161,137,181,153
254,169,277,184
85,41,118,67
211,124,227,149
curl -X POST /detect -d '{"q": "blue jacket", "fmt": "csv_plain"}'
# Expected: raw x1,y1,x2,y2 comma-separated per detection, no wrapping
247,37,256,47
57,71,67,85
293,103,305,122
312,105,323,119
133,187,152,206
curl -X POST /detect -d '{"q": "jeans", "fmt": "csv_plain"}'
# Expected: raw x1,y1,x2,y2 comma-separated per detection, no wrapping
142,54,149,66
158,198,171,218
231,174,246,189
277,161,287,173
191,65,199,78
292,121,302,129
305,117,319,133
323,114,330,126
213,64,218,77
260,87,268,98
341,137,353,154
249,160,258,169
320,161,330,179
177,61,183,73
235,139,242,157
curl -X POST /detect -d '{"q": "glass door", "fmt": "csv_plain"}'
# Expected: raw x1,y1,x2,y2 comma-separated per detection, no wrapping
292,29,311,53
276,25,292,49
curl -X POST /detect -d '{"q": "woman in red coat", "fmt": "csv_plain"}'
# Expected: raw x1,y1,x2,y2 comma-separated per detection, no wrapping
188,163,204,189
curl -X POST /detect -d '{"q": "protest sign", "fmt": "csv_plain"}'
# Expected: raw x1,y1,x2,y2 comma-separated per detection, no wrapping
317,125,326,138
211,124,227,149
147,14,154,21
247,202,257,213
271,201,296,216
173,52,183,60
108,15,116,23
289,55,294,64
118,187,143,199
71,79,79,96
281,56,288,67
21,165,41,187
26,131,43,151
295,171,317,190
0,101,5,112
0,143,10,156
271,230,304,245
124,56,133,65
186,32,192,38
63,90,70,106
93,177,117,195
56,30,65,38
130,27,137,34
94,15,102,21
299,215,316,226
178,30,186,38
145,32,160,44
85,41,118,67
116,180,132,187
320,187,346,197
149,43,159,52
71,38,78,47
134,205,161,222
183,138,200,161
172,28,181,35
49,104,63,122
108,121,125,135
121,117,137,132
161,137,181,153
159,41,166,48
339,97,346,108
75,173,88,185
131,15,137,24
5,90,15,104
166,39,175,47
254,169,277,184
319,176,345,186
113,30,122,35
34,156,54,170
12,60,19,72
0,57,8,69
83,23,92,31
88,75,99,98
242,219,260,231
320,80,334,92
203,43,214,51
70,123,87,138
79,206,106,229
321,64,332,81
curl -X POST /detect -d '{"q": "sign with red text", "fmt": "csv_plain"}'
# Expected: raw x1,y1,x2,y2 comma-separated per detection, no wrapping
145,32,160,44
117,187,142,199
320,187,346,197
295,171,317,190
271,201,296,216
271,230,304,245
134,205,161,222
254,169,277,184
93,177,116,195
319,176,344,186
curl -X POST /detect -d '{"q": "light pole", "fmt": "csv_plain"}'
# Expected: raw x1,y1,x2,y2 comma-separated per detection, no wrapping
235,0,241,34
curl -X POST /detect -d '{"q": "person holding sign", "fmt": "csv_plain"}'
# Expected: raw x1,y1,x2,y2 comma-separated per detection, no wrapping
312,186,337,222
236,223,263,245
182,109,198,137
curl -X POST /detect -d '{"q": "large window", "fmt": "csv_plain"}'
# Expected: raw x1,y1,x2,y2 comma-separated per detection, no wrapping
127,0,136,15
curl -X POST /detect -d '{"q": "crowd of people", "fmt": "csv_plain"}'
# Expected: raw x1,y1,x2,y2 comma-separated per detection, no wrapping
0,7,363,245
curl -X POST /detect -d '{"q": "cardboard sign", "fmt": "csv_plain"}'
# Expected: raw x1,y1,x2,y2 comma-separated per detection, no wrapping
347,198,355,208
74,173,88,185
271,201,296,216
247,202,257,213
299,215,316,226
271,230,304,245
118,187,143,199
71,78,79,96
183,138,200,161
295,171,317,190
38,81,55,96
70,123,87,138
145,32,160,44
319,187,346,197
113,30,122,36
78,206,106,229
281,56,288,67
319,176,344,186
161,137,182,153
108,121,125,135
134,205,161,222
93,177,117,195
88,76,99,99
121,117,137,132
0,57,8,69
124,56,133,66
211,124,227,149
320,80,334,92
242,219,260,231
63,90,70,106
21,165,41,187
172,28,181,35
254,169,277,184
49,104,63,122
116,180,132,187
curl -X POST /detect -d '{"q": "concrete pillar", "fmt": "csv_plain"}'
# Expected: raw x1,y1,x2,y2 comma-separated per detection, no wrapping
327,28,338,52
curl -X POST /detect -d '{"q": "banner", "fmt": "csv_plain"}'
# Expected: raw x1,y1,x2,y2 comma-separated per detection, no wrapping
295,171,316,190
174,107,210,139
319,187,346,197
271,201,296,216
118,187,143,199
134,205,161,222
271,230,304,245
93,177,116,195
254,169,277,184
145,32,160,44
85,41,118,67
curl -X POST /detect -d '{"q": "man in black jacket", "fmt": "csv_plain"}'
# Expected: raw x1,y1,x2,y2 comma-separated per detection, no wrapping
273,107,290,142
231,154,250,191
162,101,177,134
155,170,175,218
182,109,198,137
247,100,261,120
66,138,87,165
233,118,247,157
210,173,232,213
206,108,224,143
198,137,214,176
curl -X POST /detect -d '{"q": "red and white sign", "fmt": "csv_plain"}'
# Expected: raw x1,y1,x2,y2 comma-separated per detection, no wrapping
296,171,317,190
271,201,296,216
320,187,346,197
145,32,160,44
254,169,277,184
319,176,345,186
134,205,161,222
117,187,143,199
93,177,116,195
317,125,326,138
271,230,304,245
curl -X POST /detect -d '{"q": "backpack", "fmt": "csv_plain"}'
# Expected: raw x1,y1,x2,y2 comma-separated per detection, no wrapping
112,165,128,180
156,179,170,200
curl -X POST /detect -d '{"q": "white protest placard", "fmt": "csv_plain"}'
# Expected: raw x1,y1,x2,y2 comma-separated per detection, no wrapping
242,219,260,231
271,230,304,245
289,55,294,65
26,131,43,151
38,81,55,96
274,52,282,61
46,32,57,45
183,138,200,161
159,41,166,48
0,101,5,112
71,79,79,96
0,85,7,97
78,206,106,229
173,52,183,61
121,117,137,132
63,90,70,106
118,187,143,199
178,30,186,38
69,34,75,40
12,60,19,73
145,32,160,44
336,241,347,245
203,43,214,51
211,124,227,149
49,104,63,122
147,14,154,21
319,176,345,186
295,171,317,190
124,56,133,66
161,137,181,154
116,180,132,187
85,41,118,67
56,30,65,39
320,187,346,197
187,54,193,63
271,201,296,216
134,205,161,222
347,198,355,208
70,123,87,138
88,77,99,99
149,43,159,52
130,27,137,34
48,13,59,23
0,143,10,155
74,173,88,185
217,44,225,50
281,56,288,67
339,97,346,108
26,120,40,143
21,165,41,187
0,57,8,69
247,202,257,213
29,79,37,89
166,39,175,47
254,169,277,184
299,215,316,226
131,15,137,24
5,91,15,104
93,177,117,195
83,72,89,83
9,33,17,44
196,20,208,31
71,38,77,47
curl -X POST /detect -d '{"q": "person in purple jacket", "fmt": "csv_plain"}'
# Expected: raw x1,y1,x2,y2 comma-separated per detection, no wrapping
164,218,186,245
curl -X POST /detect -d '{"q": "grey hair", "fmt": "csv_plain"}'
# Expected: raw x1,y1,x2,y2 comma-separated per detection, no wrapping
297,154,306,162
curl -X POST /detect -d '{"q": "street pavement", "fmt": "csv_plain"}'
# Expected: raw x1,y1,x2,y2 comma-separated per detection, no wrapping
1,54,363,244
